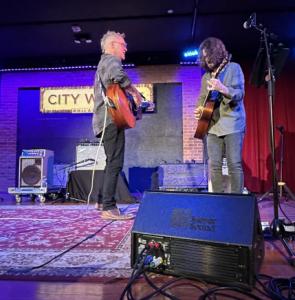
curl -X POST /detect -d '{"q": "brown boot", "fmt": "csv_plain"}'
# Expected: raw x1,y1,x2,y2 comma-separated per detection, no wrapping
95,203,103,210
101,208,134,220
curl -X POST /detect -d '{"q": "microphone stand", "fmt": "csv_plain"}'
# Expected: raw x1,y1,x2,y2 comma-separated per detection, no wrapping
277,126,295,201
59,158,95,170
250,21,295,264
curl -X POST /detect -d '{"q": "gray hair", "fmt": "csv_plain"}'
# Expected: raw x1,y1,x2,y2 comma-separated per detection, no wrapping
100,31,125,53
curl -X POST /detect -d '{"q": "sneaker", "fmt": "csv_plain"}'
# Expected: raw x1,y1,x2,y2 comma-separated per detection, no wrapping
95,203,103,210
101,208,134,220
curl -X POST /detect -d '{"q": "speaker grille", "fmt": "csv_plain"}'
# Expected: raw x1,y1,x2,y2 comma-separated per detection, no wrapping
169,239,249,283
20,158,42,186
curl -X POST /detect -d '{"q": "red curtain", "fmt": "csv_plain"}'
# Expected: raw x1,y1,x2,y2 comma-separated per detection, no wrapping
242,59,295,193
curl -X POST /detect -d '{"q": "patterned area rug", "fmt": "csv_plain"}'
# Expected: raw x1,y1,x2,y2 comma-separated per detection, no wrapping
0,204,138,282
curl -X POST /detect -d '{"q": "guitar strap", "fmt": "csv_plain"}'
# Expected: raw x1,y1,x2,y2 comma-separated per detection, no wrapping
98,75,115,108
217,64,227,83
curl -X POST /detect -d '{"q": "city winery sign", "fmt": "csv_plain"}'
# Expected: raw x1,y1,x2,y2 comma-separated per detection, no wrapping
40,84,153,113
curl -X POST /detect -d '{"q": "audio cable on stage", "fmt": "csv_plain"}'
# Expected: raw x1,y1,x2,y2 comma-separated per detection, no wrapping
86,104,108,209
6,219,115,274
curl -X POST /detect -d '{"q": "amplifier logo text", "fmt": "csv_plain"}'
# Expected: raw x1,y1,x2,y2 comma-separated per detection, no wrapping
170,209,216,232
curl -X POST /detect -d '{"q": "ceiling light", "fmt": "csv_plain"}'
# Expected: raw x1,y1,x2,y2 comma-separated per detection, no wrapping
180,47,199,64
73,33,93,45
71,25,82,33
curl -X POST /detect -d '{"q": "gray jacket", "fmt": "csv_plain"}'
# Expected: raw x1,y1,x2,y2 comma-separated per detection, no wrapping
92,53,131,137
196,62,246,136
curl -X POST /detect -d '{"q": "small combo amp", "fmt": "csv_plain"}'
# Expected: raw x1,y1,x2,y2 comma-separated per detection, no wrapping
19,149,54,188
76,142,106,170
157,163,208,191
131,191,264,290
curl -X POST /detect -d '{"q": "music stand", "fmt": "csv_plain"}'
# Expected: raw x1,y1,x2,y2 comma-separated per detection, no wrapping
248,18,295,264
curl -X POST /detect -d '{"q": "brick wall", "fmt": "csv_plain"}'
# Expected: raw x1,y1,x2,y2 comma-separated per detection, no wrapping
0,65,203,196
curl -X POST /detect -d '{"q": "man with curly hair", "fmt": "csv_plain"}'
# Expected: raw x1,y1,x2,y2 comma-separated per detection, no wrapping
195,37,246,194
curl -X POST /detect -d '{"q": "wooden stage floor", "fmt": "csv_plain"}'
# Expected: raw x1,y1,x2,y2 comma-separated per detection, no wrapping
0,194,295,300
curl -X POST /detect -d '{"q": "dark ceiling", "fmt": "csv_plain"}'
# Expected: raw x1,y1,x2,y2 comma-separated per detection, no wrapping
1,0,295,68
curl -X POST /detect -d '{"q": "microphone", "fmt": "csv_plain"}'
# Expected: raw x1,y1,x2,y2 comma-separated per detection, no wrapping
243,13,256,29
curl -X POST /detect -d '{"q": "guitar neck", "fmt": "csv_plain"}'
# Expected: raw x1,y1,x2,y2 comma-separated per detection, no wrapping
202,90,212,107
201,58,229,107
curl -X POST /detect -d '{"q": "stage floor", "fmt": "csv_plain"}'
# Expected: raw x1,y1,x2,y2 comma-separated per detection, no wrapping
0,193,294,300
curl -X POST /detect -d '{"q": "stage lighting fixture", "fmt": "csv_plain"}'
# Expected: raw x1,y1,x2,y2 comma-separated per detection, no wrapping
183,48,199,59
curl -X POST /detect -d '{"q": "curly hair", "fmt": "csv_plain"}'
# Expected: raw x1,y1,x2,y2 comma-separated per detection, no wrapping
199,37,228,71
100,31,125,53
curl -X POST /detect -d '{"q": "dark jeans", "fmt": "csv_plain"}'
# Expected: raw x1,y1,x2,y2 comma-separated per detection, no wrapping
207,132,244,194
102,123,125,210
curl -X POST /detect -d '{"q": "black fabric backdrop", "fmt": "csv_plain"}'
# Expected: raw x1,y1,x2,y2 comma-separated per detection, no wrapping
67,170,134,203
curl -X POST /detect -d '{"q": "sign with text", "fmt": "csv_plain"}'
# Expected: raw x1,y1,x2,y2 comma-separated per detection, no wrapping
40,84,154,113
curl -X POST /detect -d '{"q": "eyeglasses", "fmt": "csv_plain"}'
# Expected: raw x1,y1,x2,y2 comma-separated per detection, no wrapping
113,41,127,48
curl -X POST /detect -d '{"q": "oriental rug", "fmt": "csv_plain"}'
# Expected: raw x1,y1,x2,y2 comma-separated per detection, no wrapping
0,204,138,282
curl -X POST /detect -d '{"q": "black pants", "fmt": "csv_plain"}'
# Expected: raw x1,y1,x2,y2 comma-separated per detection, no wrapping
102,123,125,210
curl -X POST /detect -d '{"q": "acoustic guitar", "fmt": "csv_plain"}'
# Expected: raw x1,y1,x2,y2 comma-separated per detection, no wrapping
194,56,230,139
106,83,142,129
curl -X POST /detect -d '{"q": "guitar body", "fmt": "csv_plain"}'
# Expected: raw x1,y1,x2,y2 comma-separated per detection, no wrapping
194,100,215,139
106,83,136,129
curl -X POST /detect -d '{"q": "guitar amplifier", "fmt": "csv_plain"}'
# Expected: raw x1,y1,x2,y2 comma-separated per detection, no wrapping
76,142,106,170
158,163,208,190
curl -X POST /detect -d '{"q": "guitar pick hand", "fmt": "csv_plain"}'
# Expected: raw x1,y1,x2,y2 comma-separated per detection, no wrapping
125,85,142,107
194,106,204,120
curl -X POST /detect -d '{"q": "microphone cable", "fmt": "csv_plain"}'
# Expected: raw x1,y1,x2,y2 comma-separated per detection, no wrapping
86,104,108,208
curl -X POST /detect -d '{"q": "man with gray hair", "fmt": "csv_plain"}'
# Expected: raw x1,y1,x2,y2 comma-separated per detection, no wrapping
93,31,141,220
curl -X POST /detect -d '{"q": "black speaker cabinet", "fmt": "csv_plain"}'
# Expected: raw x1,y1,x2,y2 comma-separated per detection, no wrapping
131,191,264,290
19,150,54,187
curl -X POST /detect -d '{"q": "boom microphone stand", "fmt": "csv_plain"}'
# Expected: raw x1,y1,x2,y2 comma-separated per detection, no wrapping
259,126,295,202
246,13,295,264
